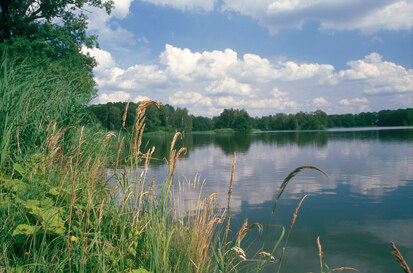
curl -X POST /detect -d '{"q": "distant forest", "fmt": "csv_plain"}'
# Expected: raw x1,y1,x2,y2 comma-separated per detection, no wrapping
86,102,413,132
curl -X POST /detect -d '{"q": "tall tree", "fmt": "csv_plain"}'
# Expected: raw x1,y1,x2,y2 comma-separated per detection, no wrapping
1,0,113,44
1,0,114,107
233,110,252,132
1,0,113,79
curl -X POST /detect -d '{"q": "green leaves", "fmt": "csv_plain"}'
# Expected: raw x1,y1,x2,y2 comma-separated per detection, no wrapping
130,268,152,273
0,0,113,45
12,224,39,236
26,204,66,235
11,197,66,237
13,163,26,177
0,162,68,238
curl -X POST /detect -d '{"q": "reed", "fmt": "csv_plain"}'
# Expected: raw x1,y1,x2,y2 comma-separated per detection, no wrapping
223,152,236,247
391,241,411,273
316,236,359,273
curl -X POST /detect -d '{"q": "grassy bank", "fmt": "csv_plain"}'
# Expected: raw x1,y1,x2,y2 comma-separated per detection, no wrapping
0,55,370,273
0,56,223,272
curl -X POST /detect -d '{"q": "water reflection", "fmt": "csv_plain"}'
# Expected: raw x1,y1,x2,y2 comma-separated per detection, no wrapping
141,128,412,161
132,128,412,272
139,129,413,206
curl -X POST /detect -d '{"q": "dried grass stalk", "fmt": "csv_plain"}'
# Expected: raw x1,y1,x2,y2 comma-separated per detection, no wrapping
168,150,176,175
144,146,155,172
170,132,182,152
167,132,182,176
115,137,124,167
272,165,328,215
280,166,329,190
236,219,262,244
132,100,161,157
171,147,187,178
223,152,236,246
289,194,308,232
391,241,411,273
122,98,130,128
317,236,323,271
236,218,248,244
328,267,359,273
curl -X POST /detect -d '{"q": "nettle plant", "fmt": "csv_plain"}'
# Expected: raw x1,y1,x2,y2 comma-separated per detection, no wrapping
1,154,70,239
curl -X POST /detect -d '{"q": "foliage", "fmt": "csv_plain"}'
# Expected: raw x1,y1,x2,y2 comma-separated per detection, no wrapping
377,108,413,126
0,2,369,272
0,0,113,55
0,55,365,272
0,0,114,105
88,102,412,134
0,54,96,167
213,108,252,132
87,102,193,133
192,115,213,131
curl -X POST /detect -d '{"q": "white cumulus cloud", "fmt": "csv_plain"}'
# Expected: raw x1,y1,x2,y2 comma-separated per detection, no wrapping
112,0,135,19
338,53,413,94
339,97,368,105
313,96,328,106
134,96,151,103
221,0,413,34
206,77,252,95
141,0,216,11
86,0,137,48
169,91,212,106
88,45,412,116
338,99,350,106
99,91,131,103
275,61,335,82
160,44,238,81
81,46,116,68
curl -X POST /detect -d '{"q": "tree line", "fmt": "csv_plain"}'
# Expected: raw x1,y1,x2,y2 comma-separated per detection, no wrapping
86,102,413,132
87,102,193,132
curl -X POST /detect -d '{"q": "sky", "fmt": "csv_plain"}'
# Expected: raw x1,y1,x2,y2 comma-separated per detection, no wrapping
82,0,413,117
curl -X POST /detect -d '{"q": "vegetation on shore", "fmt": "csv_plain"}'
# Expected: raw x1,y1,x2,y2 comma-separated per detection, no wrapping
88,102,413,133
1,55,365,273
1,2,410,272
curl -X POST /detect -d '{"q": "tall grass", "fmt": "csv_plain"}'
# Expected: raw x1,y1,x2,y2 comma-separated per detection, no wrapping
0,53,93,167
0,55,223,272
0,53,360,273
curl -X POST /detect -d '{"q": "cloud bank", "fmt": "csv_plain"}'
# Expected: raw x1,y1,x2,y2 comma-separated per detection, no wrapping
139,0,413,33
83,44,413,116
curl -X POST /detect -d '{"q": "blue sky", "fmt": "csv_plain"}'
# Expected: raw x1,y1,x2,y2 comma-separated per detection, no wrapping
83,0,413,117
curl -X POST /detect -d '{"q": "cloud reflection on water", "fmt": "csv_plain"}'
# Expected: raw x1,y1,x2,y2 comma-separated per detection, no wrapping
112,128,412,273
136,128,412,216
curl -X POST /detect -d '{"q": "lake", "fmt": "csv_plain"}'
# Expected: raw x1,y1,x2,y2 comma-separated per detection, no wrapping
137,127,413,272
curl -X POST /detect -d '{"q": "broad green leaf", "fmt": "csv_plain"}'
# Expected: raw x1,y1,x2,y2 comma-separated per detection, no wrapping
8,266,24,273
12,224,38,236
130,268,152,273
0,178,28,192
25,199,41,208
13,163,26,177
25,203,66,235
49,187,72,203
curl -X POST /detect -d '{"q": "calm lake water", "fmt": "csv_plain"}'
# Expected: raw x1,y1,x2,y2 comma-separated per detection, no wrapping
139,127,413,272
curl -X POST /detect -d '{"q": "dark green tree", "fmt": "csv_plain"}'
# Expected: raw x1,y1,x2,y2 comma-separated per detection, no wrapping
1,0,114,101
313,110,328,129
192,116,213,131
214,108,237,129
173,108,192,133
144,103,165,132
213,108,252,132
233,110,252,132
0,0,113,45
